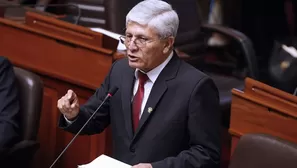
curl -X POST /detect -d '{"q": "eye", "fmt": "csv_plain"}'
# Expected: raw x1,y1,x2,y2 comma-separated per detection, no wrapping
126,34,133,39
138,37,148,43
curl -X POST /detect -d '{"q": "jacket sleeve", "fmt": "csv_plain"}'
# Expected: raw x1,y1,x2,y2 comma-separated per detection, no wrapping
151,77,221,168
59,60,119,135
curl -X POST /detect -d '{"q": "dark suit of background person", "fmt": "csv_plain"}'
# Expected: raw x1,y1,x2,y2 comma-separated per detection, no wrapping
59,52,221,168
0,56,20,157
240,0,297,80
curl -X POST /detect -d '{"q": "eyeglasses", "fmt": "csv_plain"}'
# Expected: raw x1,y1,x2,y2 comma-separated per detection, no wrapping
119,35,158,48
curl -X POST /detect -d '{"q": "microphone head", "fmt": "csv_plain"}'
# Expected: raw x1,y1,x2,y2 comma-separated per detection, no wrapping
108,86,119,96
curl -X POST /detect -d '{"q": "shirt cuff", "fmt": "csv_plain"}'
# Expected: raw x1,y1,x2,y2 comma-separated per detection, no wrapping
64,115,76,125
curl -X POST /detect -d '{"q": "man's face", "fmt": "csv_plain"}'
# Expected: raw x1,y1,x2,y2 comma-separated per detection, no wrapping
125,22,173,72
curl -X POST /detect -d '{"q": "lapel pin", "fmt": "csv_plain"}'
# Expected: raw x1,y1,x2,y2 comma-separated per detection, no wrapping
148,107,153,113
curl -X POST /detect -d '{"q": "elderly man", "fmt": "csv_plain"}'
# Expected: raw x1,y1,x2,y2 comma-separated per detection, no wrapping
57,0,221,167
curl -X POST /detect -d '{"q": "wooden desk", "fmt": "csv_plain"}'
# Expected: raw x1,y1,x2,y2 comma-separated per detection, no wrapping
229,78,297,155
0,11,121,168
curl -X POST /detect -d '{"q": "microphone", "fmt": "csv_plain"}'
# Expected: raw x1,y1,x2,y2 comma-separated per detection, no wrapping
0,3,81,24
49,86,119,168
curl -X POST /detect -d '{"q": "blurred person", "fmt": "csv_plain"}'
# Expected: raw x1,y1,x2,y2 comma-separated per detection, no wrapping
0,56,20,157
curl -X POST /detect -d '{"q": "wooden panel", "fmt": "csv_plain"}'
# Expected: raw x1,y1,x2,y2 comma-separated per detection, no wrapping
29,73,113,168
229,78,297,155
230,95,297,143
0,18,112,89
229,130,240,155
25,12,118,54
33,86,59,168
25,12,104,48
0,13,117,168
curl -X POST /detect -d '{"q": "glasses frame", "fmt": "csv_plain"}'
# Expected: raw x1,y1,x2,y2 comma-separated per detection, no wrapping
119,35,164,48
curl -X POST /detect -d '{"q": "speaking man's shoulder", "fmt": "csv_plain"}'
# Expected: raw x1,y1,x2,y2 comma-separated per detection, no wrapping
111,57,130,69
108,57,133,76
176,61,219,95
178,60,210,82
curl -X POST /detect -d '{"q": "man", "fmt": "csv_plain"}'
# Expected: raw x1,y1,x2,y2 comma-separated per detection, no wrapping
57,0,221,168
0,56,20,156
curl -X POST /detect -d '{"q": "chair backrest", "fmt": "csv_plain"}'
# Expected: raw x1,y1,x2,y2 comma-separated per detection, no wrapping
46,0,117,29
63,0,107,28
13,67,43,141
59,0,139,33
229,133,297,168
106,0,203,35
46,0,202,34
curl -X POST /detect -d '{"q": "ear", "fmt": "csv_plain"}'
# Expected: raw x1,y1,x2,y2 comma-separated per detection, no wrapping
163,36,175,54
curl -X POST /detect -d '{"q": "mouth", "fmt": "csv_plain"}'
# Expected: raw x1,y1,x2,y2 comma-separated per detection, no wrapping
128,55,139,62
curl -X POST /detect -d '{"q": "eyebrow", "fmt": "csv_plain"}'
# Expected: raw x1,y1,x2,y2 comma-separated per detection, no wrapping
126,32,146,36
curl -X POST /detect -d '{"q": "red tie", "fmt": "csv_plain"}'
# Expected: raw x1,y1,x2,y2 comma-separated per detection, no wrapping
132,71,148,132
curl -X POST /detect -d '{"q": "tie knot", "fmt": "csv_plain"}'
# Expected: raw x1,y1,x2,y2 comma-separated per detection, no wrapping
138,71,148,86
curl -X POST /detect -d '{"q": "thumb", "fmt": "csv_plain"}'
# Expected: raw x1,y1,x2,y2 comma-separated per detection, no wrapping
67,90,76,101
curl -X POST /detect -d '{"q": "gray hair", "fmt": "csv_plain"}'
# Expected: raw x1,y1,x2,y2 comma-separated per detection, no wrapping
126,0,179,38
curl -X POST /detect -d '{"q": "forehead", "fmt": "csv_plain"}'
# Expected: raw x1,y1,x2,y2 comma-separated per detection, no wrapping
126,22,158,37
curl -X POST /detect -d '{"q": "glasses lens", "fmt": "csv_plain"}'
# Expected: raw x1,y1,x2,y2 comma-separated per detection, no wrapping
120,36,148,48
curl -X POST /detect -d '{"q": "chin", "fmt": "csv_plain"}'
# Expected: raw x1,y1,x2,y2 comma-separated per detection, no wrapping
128,61,142,69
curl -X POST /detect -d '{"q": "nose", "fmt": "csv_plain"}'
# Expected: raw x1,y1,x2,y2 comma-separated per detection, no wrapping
127,38,139,51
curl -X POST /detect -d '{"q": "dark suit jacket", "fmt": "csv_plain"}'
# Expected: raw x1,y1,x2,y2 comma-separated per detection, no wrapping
0,57,20,155
60,54,221,168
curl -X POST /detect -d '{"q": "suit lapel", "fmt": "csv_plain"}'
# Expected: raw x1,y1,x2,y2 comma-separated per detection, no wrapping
132,54,181,140
121,65,135,140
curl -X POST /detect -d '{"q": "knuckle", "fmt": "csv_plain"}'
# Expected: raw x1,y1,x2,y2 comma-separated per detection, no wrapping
68,90,73,94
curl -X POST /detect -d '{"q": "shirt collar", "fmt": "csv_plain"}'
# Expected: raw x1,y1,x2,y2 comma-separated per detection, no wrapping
135,51,173,83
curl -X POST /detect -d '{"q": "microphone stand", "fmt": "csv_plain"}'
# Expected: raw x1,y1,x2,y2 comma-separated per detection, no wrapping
49,87,118,168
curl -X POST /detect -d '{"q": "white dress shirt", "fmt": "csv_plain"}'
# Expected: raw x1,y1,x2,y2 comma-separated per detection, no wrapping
65,52,173,123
